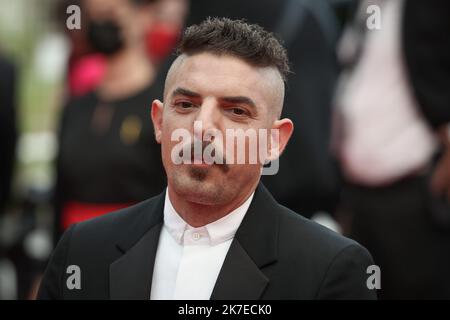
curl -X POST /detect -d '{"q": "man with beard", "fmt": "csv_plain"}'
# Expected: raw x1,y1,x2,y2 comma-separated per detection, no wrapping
38,18,376,300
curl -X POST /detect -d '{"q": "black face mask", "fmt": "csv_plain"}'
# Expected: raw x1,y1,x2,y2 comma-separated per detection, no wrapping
87,20,124,56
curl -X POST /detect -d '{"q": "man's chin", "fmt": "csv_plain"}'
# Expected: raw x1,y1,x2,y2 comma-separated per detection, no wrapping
175,185,222,206
170,171,225,205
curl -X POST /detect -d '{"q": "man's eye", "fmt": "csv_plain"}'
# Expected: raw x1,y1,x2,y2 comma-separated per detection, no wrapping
228,107,247,116
180,102,194,108
175,101,195,109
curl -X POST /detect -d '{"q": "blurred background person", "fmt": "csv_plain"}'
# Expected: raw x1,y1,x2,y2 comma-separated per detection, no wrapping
0,53,17,216
53,0,187,243
0,52,18,300
55,0,186,98
0,0,64,299
56,0,106,98
333,0,450,299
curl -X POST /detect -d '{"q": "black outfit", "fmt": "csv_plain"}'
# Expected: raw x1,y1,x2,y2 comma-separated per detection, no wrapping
54,78,166,240
262,0,341,217
339,0,450,299
403,0,450,128
341,175,450,299
0,55,17,214
38,183,376,300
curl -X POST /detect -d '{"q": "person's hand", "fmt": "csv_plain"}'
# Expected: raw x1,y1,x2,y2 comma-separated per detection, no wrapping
431,125,450,201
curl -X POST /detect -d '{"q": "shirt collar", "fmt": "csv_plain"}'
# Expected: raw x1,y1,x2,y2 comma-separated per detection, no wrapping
163,188,254,246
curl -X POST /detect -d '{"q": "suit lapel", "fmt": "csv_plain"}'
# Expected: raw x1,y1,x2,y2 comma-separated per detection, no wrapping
210,239,269,299
109,190,165,300
211,183,280,300
109,222,163,300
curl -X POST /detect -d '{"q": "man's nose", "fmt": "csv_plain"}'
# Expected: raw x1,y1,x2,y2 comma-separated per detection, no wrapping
193,99,221,140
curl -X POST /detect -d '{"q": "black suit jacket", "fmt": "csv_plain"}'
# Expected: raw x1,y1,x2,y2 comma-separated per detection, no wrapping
38,183,376,299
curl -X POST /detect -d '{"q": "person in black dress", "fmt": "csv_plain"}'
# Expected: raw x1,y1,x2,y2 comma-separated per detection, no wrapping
54,0,171,242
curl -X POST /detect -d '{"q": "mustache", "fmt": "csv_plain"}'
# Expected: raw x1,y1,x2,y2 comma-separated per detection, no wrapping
178,140,229,171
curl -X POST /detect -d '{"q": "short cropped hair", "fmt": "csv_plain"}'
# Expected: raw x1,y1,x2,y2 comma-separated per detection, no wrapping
177,17,290,81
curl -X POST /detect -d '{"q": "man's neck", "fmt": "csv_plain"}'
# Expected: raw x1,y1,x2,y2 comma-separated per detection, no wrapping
167,182,259,228
98,46,155,101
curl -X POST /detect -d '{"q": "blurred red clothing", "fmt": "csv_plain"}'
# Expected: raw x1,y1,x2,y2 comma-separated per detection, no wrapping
68,54,106,96
61,201,134,229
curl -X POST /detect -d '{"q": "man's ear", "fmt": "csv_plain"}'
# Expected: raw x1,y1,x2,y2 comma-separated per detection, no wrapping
151,99,164,143
266,118,294,162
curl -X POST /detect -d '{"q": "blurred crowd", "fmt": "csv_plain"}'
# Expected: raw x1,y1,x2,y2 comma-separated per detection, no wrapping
1,0,450,299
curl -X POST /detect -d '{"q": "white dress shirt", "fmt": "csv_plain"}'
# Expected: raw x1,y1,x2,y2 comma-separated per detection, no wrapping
335,0,437,186
150,189,254,300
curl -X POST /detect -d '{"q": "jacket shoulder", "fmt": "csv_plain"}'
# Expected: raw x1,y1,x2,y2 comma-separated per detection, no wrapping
275,204,373,276
271,205,376,299
71,194,163,245
277,205,359,251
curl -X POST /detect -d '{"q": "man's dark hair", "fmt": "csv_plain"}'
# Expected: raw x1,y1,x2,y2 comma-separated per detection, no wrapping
177,17,290,81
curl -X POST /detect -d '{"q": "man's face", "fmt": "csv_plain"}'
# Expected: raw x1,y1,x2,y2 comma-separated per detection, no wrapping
151,52,291,206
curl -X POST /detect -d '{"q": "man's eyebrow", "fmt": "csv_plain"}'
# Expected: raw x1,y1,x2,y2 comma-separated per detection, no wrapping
171,88,257,110
172,87,201,98
221,96,257,110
